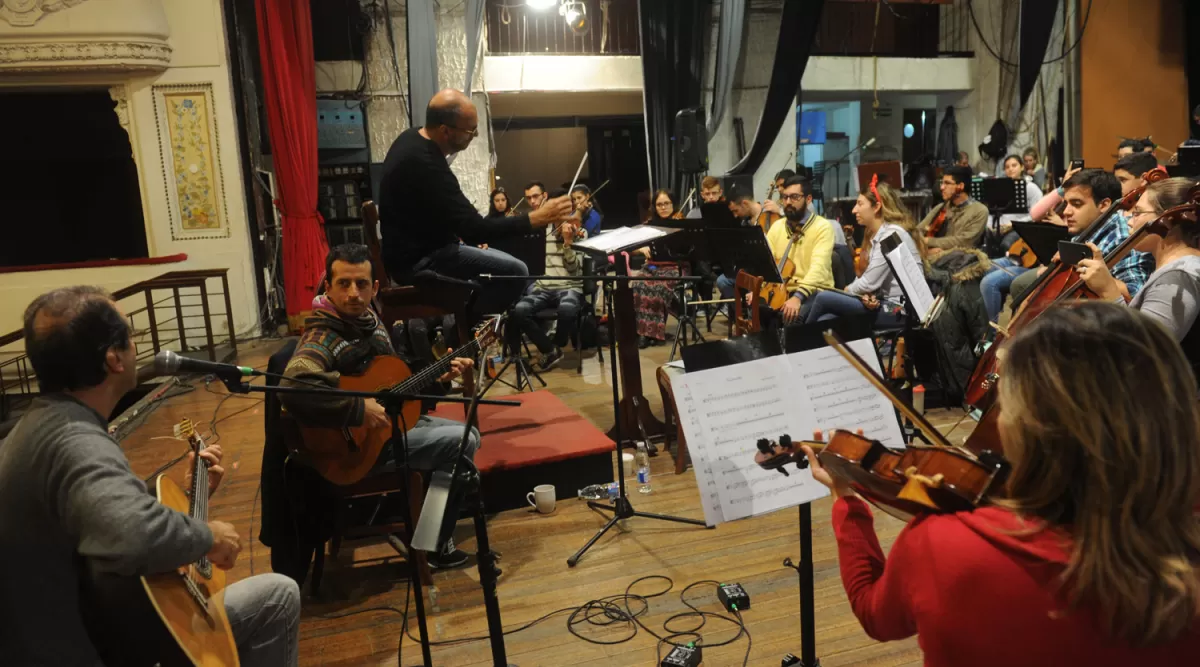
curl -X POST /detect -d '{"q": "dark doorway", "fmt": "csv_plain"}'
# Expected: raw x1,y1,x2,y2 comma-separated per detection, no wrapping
587,120,650,227
0,89,148,268
901,108,938,166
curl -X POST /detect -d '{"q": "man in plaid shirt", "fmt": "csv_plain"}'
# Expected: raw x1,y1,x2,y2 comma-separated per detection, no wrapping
1009,169,1153,310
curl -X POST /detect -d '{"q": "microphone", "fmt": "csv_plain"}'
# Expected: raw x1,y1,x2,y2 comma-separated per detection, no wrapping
154,350,260,381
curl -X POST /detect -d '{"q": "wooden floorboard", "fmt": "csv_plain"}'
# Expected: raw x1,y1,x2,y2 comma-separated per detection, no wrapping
114,317,971,666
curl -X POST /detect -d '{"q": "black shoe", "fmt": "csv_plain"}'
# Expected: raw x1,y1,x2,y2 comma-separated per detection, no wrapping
428,538,470,570
638,336,651,349
540,347,564,371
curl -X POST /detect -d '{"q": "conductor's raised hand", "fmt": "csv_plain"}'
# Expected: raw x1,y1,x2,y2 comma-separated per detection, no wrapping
529,195,573,228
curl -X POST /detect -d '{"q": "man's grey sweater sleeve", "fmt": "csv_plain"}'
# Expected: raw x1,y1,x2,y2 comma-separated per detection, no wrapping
50,426,213,577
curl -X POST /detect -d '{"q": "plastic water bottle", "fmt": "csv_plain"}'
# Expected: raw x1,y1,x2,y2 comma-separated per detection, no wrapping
635,440,652,494
577,482,619,500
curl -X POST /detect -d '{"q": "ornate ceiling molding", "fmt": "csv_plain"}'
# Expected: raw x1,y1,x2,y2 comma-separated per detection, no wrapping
0,40,171,74
0,0,90,28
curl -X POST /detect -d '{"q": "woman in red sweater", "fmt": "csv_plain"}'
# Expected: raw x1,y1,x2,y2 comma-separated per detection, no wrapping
802,303,1200,666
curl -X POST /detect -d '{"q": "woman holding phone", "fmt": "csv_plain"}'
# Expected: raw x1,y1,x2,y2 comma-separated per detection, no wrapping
1076,177,1200,377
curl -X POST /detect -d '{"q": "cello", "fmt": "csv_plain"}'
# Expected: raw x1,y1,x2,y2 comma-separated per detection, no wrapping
963,168,1168,414
754,331,1009,520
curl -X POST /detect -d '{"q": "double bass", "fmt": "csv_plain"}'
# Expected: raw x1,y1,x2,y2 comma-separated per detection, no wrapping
963,169,1168,415
755,331,1009,520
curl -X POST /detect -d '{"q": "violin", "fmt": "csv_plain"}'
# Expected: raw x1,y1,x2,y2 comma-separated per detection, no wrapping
963,168,1169,415
924,206,948,239
755,331,1009,520
756,431,1009,520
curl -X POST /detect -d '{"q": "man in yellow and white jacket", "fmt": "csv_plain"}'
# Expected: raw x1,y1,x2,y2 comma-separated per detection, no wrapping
765,175,835,324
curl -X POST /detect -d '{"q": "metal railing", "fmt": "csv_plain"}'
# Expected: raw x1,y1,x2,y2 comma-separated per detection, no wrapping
0,269,238,421
486,0,640,56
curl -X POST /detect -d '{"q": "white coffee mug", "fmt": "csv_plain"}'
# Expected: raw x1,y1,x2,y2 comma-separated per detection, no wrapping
527,484,556,514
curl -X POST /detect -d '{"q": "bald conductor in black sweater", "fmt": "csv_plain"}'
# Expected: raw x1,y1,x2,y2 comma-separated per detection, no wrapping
379,89,573,317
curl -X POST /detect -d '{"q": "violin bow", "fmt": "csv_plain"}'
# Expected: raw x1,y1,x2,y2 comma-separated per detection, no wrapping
822,330,966,453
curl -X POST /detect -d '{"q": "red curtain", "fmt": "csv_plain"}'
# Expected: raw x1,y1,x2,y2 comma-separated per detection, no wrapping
255,0,328,319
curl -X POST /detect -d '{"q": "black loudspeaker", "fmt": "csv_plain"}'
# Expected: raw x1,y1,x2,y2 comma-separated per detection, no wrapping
675,107,708,173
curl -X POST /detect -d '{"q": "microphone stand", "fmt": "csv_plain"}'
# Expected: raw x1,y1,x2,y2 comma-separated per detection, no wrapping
827,138,875,200
216,372,518,667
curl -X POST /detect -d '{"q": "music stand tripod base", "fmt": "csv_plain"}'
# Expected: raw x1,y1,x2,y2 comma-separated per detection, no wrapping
567,274,711,568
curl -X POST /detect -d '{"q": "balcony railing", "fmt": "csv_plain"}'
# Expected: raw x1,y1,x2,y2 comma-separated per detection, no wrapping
0,269,238,421
486,0,640,56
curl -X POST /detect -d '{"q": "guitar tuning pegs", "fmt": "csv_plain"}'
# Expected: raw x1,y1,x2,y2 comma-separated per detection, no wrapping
756,438,773,455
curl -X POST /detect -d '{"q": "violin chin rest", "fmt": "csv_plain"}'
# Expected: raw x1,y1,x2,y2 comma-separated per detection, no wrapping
897,476,939,509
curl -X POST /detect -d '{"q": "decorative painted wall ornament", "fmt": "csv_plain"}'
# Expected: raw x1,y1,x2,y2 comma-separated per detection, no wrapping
152,83,232,241
0,0,90,27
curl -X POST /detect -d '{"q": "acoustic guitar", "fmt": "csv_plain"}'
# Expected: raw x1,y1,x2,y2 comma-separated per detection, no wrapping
84,419,239,667
291,317,501,485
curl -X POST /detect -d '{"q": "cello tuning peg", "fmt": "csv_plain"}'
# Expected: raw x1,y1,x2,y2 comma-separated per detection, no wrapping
756,438,773,455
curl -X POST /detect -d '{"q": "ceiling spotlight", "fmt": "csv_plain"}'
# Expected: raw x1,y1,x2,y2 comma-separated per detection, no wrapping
560,1,588,35
526,0,557,9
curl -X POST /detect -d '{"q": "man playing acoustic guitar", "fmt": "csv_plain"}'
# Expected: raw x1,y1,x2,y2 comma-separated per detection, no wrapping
0,286,300,666
280,243,480,570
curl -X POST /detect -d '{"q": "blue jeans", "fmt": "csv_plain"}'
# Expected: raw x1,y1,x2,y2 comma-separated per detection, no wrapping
408,244,529,318
803,290,905,328
225,573,301,666
716,274,735,299
507,288,584,353
376,415,481,550
980,257,1030,323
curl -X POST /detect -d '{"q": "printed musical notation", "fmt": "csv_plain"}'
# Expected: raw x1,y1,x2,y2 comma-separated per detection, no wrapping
674,338,905,525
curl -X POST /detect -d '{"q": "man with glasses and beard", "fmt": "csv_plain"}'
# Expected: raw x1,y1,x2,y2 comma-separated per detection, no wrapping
378,89,573,318
763,175,835,324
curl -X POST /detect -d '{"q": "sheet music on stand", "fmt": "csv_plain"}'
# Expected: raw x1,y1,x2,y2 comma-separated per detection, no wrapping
879,233,936,324
572,225,671,255
672,338,905,525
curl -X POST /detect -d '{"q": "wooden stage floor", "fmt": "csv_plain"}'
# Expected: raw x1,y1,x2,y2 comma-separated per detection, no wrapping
118,319,978,666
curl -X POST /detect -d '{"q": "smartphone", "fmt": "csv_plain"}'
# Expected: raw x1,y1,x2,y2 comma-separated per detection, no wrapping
1058,240,1092,266
1069,158,1084,171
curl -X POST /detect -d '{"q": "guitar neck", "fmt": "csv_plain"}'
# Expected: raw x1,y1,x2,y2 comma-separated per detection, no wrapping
395,337,482,394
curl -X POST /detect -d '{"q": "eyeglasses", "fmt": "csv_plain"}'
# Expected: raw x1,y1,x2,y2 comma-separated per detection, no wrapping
780,194,807,203
1131,208,1159,217
449,125,479,137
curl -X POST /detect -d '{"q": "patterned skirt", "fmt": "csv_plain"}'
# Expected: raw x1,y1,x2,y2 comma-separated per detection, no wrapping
632,262,681,341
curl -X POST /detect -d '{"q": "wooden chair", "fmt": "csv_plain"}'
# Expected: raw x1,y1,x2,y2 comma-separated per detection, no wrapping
732,270,764,336
278,413,434,594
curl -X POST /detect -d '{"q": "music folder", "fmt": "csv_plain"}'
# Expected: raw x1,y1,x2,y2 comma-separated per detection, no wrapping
1011,221,1071,265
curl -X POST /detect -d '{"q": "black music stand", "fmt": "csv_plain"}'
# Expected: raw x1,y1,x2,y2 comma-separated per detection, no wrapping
969,178,1028,257
567,227,710,567
1011,221,1071,265
878,233,963,410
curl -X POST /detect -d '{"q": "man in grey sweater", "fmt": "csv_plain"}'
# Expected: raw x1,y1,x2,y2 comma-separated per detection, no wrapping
0,286,300,666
